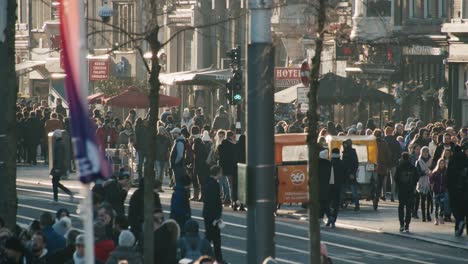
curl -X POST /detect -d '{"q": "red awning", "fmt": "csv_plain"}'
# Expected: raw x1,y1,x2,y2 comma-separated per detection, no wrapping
104,86,180,108
87,92,105,104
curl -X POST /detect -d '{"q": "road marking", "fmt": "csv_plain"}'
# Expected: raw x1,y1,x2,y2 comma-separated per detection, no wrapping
17,185,467,263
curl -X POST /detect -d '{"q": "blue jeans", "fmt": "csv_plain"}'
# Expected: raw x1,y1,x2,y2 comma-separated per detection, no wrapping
444,192,451,217
434,193,445,218
219,175,231,203
350,182,360,207
154,160,167,185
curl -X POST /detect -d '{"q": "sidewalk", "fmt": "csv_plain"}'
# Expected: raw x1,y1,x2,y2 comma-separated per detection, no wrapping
17,164,468,250
277,199,468,250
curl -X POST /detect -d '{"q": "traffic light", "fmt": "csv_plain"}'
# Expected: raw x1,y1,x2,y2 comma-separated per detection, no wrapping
226,46,241,68
226,70,243,105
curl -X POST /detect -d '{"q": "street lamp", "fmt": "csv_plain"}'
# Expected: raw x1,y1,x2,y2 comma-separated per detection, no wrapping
99,0,114,23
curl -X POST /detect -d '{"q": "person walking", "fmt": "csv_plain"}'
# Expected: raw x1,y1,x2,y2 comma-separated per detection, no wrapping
415,146,434,222
193,137,209,201
170,128,188,186
447,142,468,237
102,169,130,217
203,165,225,263
134,118,149,180
155,126,172,191
217,131,237,207
342,139,360,211
328,148,345,227
318,149,332,224
50,130,73,203
431,158,447,225
384,126,402,202
170,184,192,231
395,152,418,232
374,129,392,201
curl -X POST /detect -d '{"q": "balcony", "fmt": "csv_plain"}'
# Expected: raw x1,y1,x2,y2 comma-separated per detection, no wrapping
351,17,394,41
442,19,468,36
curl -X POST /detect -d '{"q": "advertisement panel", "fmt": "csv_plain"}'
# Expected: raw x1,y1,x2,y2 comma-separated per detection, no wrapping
89,60,110,81
277,165,308,204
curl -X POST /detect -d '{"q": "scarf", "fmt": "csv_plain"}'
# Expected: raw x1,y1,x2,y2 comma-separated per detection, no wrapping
73,251,86,264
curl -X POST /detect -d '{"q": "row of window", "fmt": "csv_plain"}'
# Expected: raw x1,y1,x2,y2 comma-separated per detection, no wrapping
361,0,448,19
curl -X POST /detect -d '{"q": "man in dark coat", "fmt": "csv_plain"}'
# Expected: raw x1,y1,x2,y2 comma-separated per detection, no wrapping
447,142,468,237
24,111,42,165
128,178,162,239
329,148,346,227
48,229,80,263
318,150,332,222
433,133,457,165
51,131,73,202
395,152,418,232
203,165,224,263
342,139,360,211
102,169,130,217
217,131,237,206
384,126,402,202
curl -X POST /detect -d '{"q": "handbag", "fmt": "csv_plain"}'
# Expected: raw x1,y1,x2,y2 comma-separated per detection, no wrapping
416,175,431,194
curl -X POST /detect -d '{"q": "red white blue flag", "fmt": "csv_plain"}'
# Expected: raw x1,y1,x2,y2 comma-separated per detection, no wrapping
59,0,110,183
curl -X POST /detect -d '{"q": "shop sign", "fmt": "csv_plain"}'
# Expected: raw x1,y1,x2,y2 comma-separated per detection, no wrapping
403,46,446,56
89,60,109,81
275,67,301,87
277,165,308,204
336,42,358,60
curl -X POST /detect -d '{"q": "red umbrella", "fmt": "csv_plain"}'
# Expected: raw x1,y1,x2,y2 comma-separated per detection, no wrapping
104,86,180,108
87,92,105,104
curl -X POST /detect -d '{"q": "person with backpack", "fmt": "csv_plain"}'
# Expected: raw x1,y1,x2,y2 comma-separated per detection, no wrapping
395,152,419,232
177,220,213,263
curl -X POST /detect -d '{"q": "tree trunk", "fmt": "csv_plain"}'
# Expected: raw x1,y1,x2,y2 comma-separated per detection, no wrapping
307,0,326,263
0,0,18,230
142,27,162,264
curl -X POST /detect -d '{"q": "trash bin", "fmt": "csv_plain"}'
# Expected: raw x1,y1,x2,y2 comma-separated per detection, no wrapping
48,129,71,178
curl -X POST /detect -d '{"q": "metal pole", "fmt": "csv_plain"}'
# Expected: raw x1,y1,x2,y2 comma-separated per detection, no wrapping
246,0,275,263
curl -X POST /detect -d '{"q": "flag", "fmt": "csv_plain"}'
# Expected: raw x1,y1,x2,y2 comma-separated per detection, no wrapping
59,0,110,183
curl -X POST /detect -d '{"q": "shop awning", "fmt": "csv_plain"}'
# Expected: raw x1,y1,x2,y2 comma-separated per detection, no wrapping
275,83,303,104
159,67,232,86
16,60,47,75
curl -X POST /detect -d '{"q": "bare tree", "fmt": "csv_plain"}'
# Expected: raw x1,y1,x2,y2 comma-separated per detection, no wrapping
307,0,327,262
0,0,18,230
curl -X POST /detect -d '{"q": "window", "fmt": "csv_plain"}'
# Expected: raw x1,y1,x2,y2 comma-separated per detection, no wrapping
439,0,446,18
366,0,391,17
463,0,468,19
410,0,424,18
113,2,135,49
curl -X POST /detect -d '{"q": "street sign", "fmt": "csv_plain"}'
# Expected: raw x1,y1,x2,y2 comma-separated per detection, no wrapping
274,67,301,87
300,61,310,87
89,60,109,81
297,86,310,104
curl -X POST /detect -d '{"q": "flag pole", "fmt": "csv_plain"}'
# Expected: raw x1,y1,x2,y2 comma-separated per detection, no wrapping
77,0,95,263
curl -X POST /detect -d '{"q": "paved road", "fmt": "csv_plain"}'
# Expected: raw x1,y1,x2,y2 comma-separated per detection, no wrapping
16,179,468,264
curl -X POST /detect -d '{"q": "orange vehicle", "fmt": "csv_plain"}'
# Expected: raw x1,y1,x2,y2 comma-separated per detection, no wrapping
274,133,308,206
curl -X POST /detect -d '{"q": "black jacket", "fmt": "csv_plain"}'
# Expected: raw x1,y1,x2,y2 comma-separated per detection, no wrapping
318,158,331,201
218,139,237,175
447,152,468,202
212,114,230,131
342,146,359,180
155,134,172,161
128,187,162,237
48,245,74,263
330,157,346,186
384,135,402,167
203,176,222,222
106,246,143,264
24,117,42,145
153,220,180,264
433,142,457,166
394,160,418,200
103,179,128,217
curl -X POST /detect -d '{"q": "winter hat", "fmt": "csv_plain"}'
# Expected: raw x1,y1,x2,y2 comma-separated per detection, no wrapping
183,108,190,118
183,219,199,235
356,122,363,131
202,131,211,142
53,216,72,237
118,230,135,247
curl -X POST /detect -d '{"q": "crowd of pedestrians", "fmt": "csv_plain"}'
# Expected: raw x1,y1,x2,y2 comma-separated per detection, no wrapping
277,112,468,236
